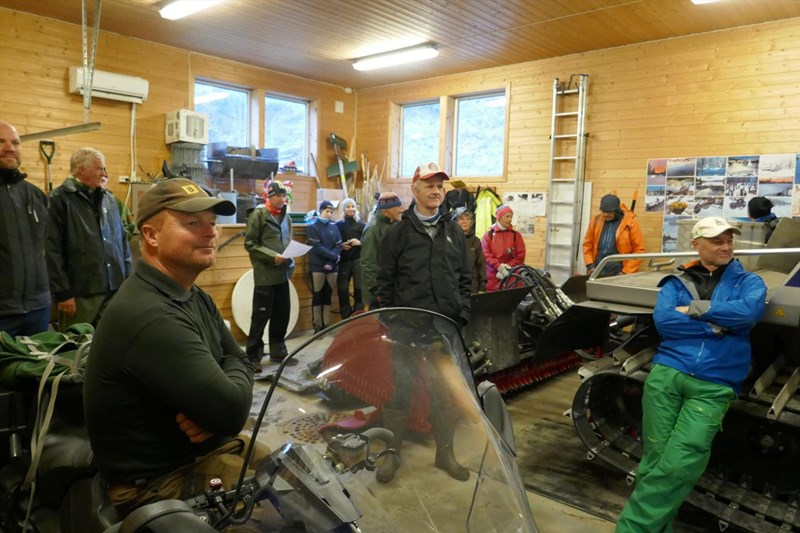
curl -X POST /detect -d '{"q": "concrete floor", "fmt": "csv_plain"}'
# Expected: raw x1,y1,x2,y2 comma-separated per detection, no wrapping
245,332,616,532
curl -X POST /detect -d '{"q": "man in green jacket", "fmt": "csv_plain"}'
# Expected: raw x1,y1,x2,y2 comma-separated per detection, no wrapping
244,181,295,369
360,191,403,309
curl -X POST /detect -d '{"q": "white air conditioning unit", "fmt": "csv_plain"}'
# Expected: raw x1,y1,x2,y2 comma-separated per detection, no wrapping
68,66,149,104
165,109,209,144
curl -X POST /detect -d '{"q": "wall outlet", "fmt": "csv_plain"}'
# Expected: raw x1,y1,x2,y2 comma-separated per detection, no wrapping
119,176,130,183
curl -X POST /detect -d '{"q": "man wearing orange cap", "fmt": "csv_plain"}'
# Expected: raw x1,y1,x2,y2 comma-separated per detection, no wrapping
375,162,471,483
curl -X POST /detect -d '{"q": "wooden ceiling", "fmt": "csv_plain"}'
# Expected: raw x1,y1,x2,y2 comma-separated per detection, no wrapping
3,0,800,90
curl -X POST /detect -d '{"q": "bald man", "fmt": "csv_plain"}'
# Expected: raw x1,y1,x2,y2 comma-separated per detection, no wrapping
0,120,50,336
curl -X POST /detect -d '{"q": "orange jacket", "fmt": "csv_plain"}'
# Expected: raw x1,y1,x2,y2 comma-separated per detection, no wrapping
582,206,645,274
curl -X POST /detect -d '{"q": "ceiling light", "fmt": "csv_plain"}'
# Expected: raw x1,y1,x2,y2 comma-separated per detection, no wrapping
159,0,224,21
353,44,439,72
690,0,722,5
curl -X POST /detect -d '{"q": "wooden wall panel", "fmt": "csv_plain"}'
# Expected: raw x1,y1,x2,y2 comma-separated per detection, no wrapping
355,17,800,268
0,8,353,335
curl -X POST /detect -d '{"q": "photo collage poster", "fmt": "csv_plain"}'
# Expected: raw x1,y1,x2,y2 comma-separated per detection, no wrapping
645,154,800,252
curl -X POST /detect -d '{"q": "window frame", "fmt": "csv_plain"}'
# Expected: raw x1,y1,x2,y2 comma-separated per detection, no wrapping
392,86,510,182
264,93,311,174
193,79,252,148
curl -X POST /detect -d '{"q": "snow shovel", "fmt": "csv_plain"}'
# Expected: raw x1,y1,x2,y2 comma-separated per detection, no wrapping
39,140,56,191
327,133,358,195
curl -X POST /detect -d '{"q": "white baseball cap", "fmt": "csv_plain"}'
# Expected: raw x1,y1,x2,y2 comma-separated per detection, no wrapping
691,217,741,240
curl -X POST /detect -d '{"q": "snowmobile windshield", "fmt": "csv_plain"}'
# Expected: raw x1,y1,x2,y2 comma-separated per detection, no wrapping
241,307,536,532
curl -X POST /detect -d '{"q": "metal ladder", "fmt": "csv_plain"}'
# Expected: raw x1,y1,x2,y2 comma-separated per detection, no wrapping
544,74,589,286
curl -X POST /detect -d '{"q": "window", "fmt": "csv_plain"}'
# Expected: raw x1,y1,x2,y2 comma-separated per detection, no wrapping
400,101,440,177
194,81,249,147
265,95,308,173
397,91,507,179
454,93,506,177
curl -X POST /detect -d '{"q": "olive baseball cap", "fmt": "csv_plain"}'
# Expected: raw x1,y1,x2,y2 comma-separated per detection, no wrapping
136,178,236,228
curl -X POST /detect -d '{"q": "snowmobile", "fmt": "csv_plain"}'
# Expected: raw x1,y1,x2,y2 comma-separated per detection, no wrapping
0,308,535,532
569,217,800,532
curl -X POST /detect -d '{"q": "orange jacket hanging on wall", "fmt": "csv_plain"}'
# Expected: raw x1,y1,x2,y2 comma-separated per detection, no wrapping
582,203,645,274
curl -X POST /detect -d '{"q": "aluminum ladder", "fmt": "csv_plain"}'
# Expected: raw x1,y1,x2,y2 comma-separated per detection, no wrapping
544,74,589,286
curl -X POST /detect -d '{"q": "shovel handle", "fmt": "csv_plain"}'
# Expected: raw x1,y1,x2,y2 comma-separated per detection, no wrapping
39,140,55,164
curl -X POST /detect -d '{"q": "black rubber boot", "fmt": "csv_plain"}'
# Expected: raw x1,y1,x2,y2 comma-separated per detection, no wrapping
376,408,407,483
269,341,297,366
432,412,469,482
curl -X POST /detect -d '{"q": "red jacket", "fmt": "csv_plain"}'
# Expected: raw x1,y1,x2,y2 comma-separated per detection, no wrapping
481,224,526,291
582,206,645,274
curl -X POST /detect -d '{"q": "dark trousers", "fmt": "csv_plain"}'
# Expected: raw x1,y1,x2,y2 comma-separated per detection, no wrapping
246,283,290,363
336,259,363,318
0,307,50,337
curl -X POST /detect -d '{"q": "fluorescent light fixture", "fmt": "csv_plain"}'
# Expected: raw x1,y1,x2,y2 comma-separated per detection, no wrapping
690,0,722,4
159,0,224,21
353,44,439,71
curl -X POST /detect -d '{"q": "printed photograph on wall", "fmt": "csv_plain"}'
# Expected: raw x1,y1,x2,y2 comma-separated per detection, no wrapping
665,196,693,216
767,196,793,218
695,176,725,197
666,177,695,198
758,154,794,198
666,157,696,177
645,195,665,212
696,156,727,177
503,192,545,234
647,158,667,186
794,185,800,217
725,176,756,197
694,197,724,218
662,214,690,252
727,155,759,177
723,195,749,219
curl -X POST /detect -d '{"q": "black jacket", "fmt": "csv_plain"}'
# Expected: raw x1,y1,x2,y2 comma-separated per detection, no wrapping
335,216,365,262
376,208,471,325
46,177,133,301
0,169,50,315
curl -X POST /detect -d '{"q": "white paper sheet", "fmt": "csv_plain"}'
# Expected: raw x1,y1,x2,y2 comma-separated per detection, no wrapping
282,240,313,258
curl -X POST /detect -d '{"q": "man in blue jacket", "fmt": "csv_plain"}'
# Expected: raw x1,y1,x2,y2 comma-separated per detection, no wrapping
46,147,132,330
616,216,767,532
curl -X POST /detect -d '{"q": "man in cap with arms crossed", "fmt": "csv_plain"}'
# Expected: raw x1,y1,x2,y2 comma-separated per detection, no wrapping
85,178,266,515
616,216,766,532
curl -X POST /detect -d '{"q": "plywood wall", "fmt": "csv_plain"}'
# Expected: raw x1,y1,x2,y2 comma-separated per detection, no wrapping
356,17,800,267
0,8,355,200
0,7,354,337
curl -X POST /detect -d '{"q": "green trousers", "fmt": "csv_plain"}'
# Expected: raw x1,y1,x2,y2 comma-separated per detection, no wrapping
616,364,736,533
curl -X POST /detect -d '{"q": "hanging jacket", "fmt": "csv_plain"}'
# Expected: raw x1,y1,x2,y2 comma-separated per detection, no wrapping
244,204,295,286
46,177,132,301
474,189,502,239
582,204,645,274
652,259,766,393
0,169,50,315
481,224,526,291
